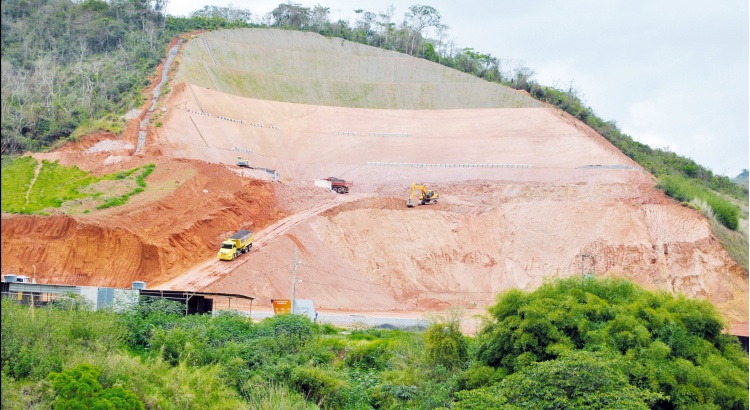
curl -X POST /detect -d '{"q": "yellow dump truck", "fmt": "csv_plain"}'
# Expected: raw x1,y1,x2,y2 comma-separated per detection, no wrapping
217,230,254,260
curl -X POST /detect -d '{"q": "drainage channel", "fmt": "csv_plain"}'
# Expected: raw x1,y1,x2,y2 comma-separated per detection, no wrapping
135,39,183,154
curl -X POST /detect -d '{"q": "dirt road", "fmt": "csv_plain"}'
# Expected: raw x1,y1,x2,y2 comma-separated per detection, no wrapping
153,192,369,291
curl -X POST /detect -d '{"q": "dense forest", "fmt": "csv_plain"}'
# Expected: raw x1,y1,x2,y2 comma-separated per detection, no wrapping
2,278,748,408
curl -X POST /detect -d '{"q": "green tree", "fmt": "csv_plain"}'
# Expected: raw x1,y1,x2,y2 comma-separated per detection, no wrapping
424,315,468,370
474,278,749,409
454,351,661,409
48,364,144,410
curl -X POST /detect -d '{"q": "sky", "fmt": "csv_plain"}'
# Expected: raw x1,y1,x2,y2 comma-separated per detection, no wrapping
167,0,749,177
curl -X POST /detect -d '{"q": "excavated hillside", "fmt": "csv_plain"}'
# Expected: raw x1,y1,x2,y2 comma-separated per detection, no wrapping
1,28,747,325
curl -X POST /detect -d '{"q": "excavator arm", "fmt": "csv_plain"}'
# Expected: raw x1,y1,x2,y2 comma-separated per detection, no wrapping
407,183,420,207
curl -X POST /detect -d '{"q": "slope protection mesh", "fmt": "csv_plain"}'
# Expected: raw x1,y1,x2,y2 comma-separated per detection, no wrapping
176,28,543,110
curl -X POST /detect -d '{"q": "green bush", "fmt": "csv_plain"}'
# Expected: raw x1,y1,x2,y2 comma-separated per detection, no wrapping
455,351,662,410
456,364,505,391
424,318,468,370
118,297,185,351
48,364,144,410
256,314,316,353
289,366,347,408
473,278,749,409
241,381,317,409
344,339,391,371
1,300,123,381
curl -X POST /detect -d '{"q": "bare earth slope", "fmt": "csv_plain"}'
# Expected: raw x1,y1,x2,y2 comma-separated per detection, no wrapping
2,29,746,326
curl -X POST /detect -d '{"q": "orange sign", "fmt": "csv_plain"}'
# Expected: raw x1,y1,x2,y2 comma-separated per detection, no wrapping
271,299,291,315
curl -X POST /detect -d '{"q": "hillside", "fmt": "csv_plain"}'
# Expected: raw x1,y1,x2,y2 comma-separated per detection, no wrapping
175,29,542,109
2,28,746,327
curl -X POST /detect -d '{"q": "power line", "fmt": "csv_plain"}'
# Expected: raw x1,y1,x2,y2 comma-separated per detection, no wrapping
302,263,496,295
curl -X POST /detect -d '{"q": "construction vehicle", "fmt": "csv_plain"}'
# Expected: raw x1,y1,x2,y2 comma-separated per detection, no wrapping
325,177,353,194
236,156,250,167
217,230,254,260
406,183,439,207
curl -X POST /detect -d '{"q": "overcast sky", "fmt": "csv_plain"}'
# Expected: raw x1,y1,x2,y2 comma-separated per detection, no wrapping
168,0,749,177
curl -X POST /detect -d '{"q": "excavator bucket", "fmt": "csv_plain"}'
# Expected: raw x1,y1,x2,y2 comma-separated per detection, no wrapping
406,199,415,207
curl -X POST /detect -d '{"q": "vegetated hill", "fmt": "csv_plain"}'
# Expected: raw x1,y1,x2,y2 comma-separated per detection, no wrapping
733,169,749,189
176,29,542,109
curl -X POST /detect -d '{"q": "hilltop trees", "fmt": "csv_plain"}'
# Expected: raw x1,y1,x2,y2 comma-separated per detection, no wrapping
190,5,252,23
0,0,169,155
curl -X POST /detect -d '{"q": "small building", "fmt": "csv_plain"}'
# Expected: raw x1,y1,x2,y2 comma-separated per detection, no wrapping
1,281,255,316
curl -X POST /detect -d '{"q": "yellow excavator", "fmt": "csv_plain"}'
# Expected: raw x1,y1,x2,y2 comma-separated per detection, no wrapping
406,183,439,207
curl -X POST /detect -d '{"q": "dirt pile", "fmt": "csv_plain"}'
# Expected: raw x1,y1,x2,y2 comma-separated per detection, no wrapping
1,158,287,287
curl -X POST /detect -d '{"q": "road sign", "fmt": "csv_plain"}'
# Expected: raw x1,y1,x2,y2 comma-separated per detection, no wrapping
271,299,291,315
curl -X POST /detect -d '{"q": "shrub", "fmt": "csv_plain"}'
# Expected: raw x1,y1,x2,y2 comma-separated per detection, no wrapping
473,277,748,409
118,297,185,351
1,300,123,381
48,364,144,410
256,314,315,353
344,339,391,370
289,366,347,408
455,351,662,410
241,381,317,409
424,318,468,370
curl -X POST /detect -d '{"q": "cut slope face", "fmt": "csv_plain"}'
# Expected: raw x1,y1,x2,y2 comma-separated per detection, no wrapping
176,28,542,109
2,29,745,327
160,84,644,186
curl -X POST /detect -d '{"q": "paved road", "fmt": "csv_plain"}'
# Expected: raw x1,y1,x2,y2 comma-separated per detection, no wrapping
243,310,429,330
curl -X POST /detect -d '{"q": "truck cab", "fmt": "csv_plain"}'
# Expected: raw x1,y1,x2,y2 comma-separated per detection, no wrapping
236,156,250,167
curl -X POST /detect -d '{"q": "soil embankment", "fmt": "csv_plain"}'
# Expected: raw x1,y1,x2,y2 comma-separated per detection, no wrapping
2,28,746,327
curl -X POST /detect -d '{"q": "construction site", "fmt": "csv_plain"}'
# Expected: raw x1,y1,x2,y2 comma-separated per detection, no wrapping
1,28,747,332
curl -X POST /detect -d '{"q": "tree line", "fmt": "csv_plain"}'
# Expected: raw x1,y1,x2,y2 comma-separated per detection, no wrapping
3,278,747,408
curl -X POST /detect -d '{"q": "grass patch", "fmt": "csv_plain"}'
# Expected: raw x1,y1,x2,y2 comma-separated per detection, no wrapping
69,115,126,141
658,174,740,230
0,156,155,214
95,165,154,210
24,160,97,213
711,218,749,272
1,156,38,212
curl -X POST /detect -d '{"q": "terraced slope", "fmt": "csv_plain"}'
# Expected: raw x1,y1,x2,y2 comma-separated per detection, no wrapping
2,29,746,327
176,29,542,109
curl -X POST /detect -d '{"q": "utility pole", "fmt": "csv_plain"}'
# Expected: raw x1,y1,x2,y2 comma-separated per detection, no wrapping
581,253,589,280
291,247,298,314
